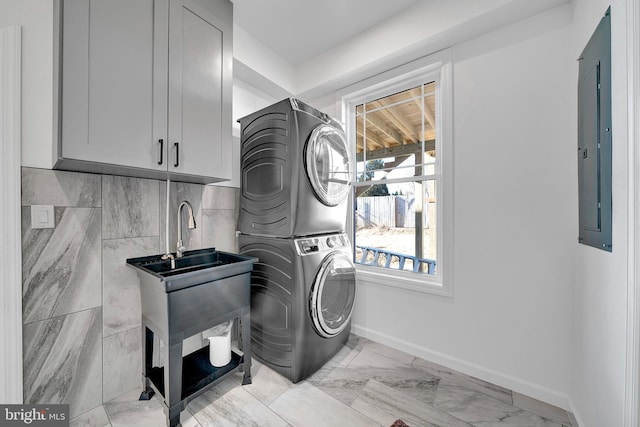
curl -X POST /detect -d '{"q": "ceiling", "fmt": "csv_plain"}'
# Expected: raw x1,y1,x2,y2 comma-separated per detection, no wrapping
231,0,424,66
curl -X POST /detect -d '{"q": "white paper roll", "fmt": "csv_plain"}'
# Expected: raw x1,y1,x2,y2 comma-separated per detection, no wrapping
208,333,231,367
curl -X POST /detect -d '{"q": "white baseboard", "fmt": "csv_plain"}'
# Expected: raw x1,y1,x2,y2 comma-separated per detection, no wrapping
351,323,571,412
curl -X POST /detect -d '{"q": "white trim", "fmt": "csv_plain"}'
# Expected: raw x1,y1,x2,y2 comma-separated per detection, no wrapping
338,49,454,297
356,268,451,297
567,398,585,427
351,323,572,411
0,24,23,404
625,0,640,424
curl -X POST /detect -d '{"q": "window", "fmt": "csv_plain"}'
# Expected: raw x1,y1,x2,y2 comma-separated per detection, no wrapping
341,52,452,294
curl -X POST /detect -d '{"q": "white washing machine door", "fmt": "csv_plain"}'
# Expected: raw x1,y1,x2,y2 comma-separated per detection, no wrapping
305,124,351,206
310,251,356,338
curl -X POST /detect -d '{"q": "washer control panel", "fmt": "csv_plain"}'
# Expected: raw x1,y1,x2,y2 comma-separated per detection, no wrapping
295,233,350,256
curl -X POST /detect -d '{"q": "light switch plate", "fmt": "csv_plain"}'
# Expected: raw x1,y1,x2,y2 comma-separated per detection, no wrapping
31,205,55,229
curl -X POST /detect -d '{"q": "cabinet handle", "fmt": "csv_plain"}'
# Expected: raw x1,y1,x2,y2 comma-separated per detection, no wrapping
158,139,164,165
174,142,179,167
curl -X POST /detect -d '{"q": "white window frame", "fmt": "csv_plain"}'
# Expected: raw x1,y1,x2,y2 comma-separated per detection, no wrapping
338,49,453,296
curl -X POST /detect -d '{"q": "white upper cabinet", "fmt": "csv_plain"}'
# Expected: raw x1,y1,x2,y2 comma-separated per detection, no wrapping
168,0,232,179
56,0,233,184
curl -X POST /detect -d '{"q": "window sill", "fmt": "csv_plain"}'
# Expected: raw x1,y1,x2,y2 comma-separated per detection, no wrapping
355,265,452,297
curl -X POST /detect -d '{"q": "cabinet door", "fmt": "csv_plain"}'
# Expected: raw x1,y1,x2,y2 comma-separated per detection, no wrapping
168,0,232,180
62,0,165,171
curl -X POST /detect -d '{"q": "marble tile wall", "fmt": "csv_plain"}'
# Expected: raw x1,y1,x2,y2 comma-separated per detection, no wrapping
21,167,240,419
160,181,240,254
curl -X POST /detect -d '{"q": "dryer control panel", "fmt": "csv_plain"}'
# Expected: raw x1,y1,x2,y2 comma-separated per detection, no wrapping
289,98,344,130
295,233,350,256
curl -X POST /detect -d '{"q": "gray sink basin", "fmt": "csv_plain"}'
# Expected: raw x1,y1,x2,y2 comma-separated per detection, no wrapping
127,248,258,292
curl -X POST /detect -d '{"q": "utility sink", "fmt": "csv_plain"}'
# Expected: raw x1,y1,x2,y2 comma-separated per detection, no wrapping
127,247,258,427
128,248,252,277
127,248,258,292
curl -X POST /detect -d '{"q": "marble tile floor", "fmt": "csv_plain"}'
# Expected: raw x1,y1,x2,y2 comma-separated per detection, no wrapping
71,335,573,427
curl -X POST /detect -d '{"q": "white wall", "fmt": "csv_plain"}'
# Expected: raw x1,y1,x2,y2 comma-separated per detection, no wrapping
296,0,571,100
232,78,279,134
570,0,629,426
347,5,576,409
233,24,296,96
216,78,280,188
1,0,54,169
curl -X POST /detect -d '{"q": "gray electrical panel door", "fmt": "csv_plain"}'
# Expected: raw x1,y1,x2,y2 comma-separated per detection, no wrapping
578,7,611,252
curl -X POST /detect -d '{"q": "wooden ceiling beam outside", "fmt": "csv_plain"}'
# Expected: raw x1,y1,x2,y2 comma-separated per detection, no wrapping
371,101,418,143
383,155,411,170
364,114,403,146
355,139,436,162
356,127,384,150
414,126,436,142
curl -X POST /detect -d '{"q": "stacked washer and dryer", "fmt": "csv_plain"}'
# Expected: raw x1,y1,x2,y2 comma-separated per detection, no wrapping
238,98,356,382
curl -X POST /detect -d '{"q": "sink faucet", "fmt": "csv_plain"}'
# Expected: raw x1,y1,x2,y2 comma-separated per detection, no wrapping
176,201,196,257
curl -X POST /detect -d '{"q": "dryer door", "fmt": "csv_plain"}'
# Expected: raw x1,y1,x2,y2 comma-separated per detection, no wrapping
310,252,356,338
305,125,351,206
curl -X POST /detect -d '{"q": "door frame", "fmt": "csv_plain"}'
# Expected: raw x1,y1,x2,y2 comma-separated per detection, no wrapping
626,0,640,424
0,24,23,404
